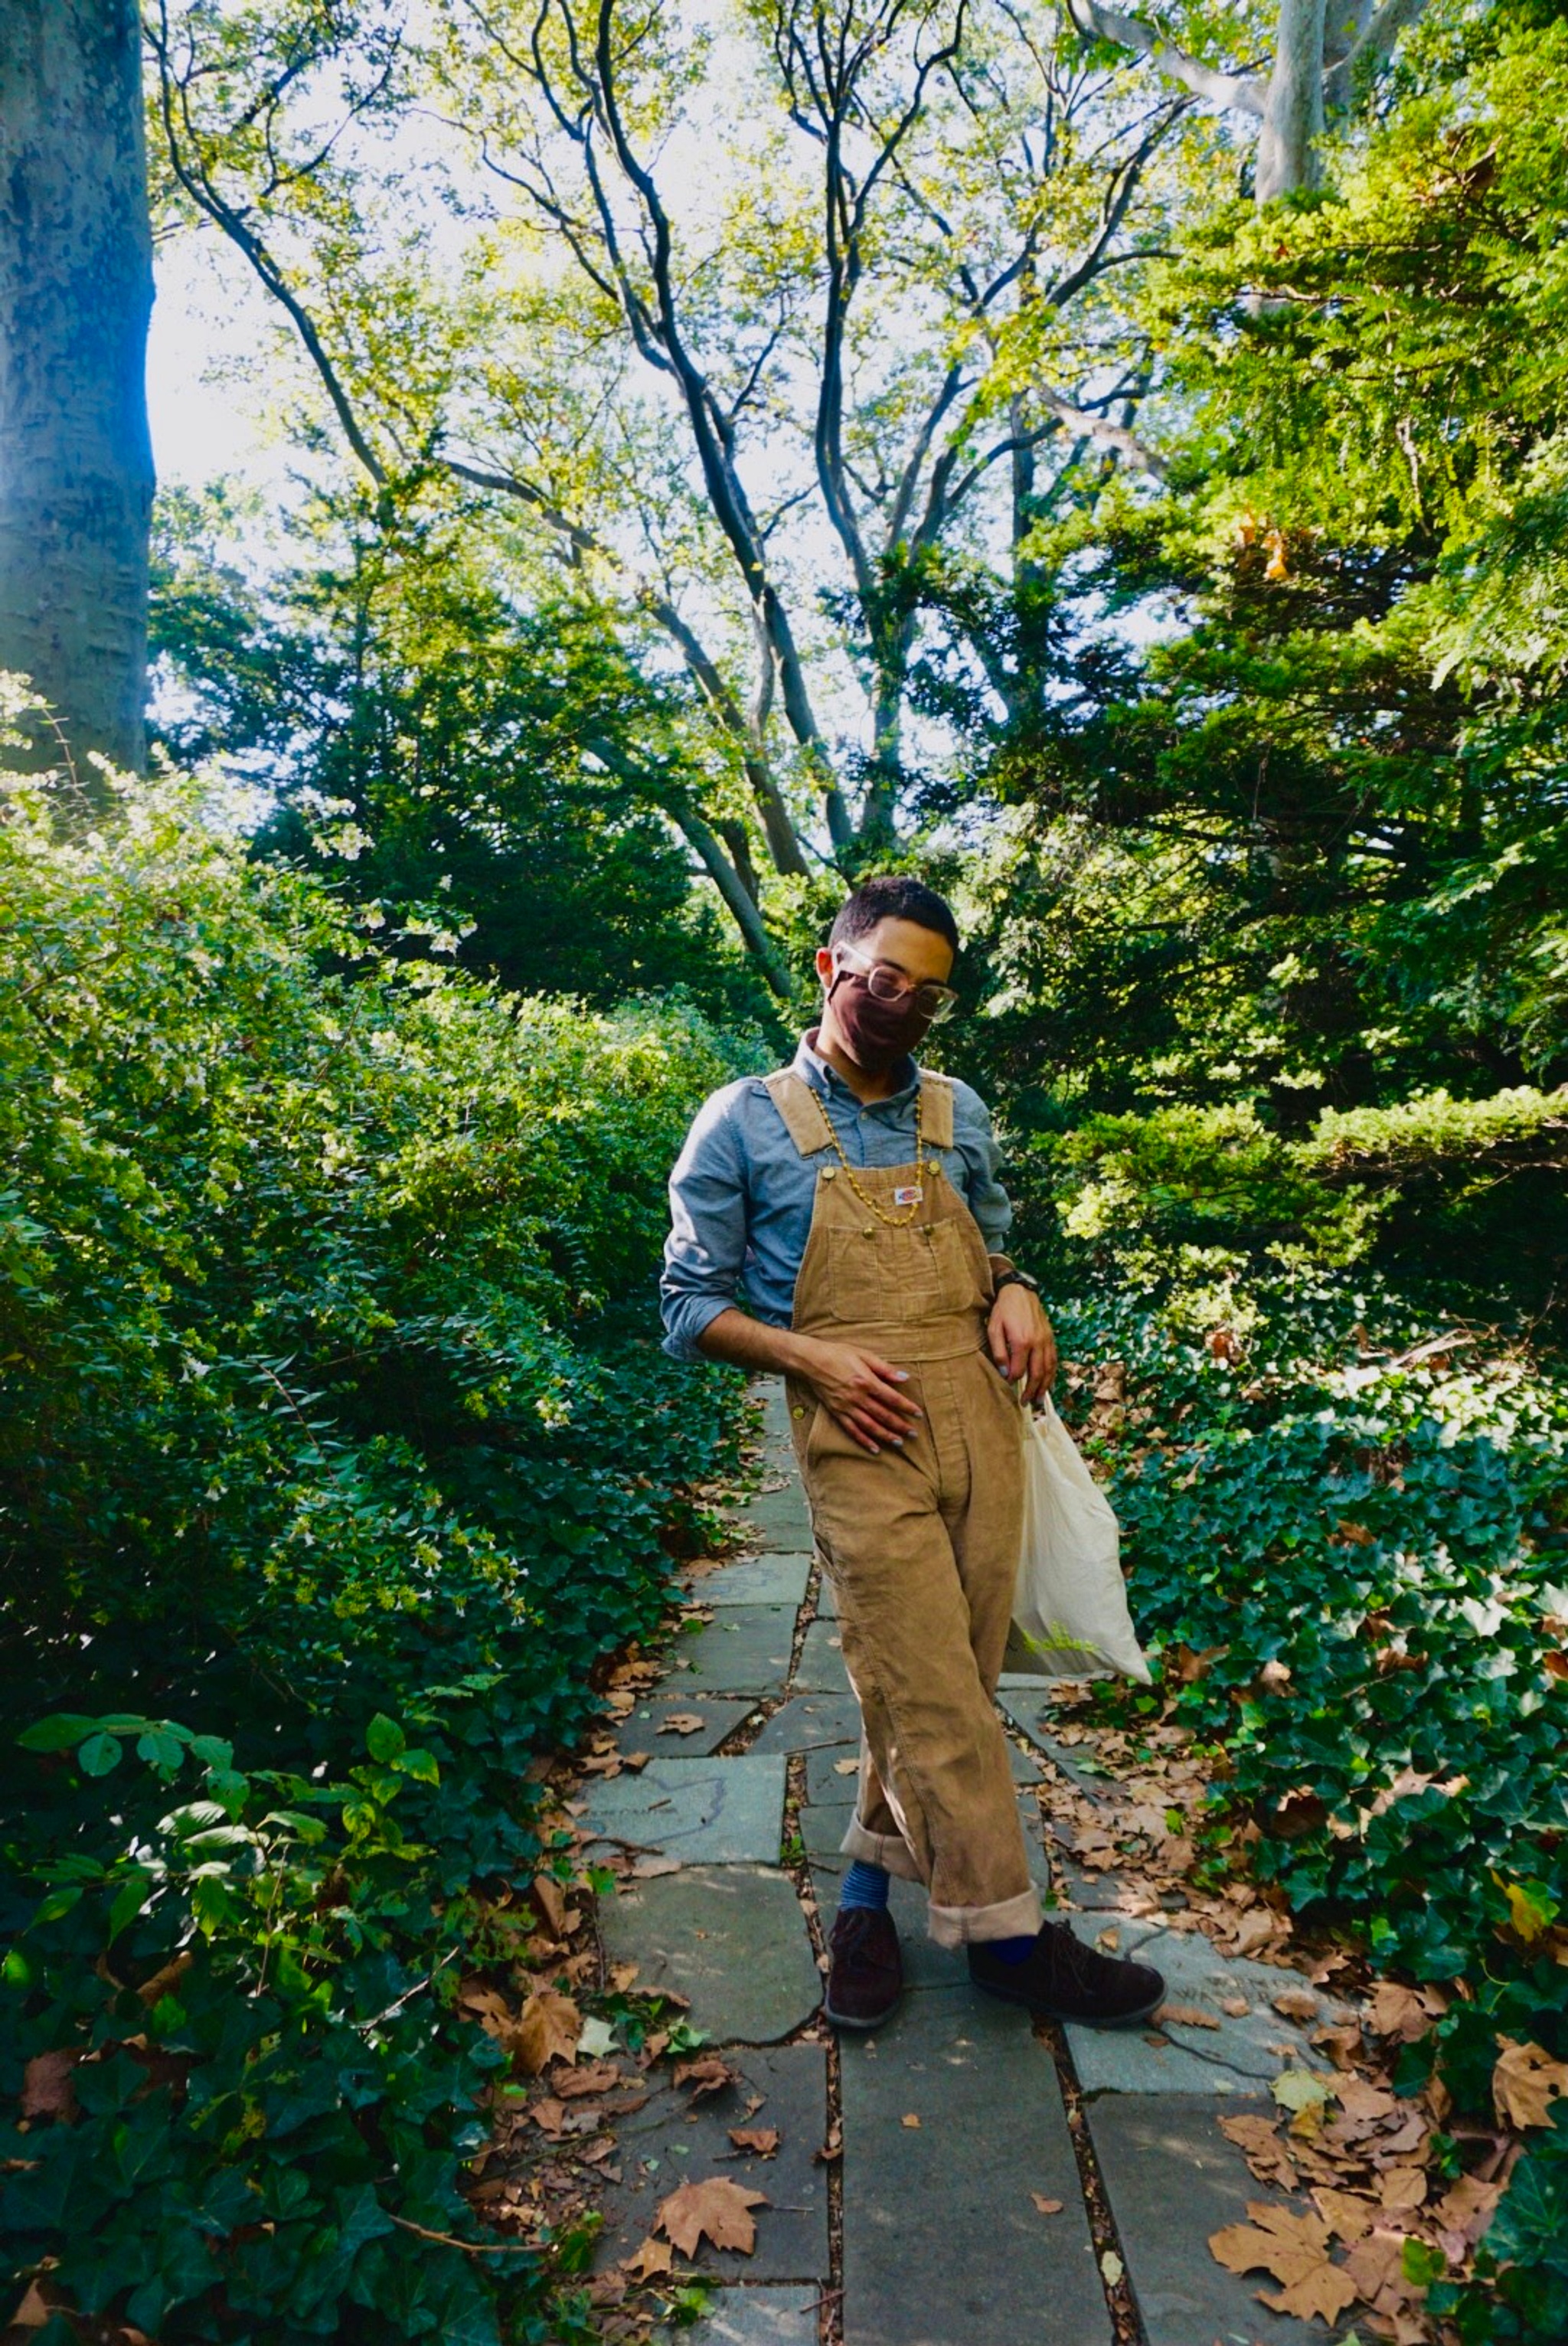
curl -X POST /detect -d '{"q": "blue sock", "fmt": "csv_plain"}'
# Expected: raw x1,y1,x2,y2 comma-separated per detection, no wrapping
985,1932,1037,1965
839,1860,890,1913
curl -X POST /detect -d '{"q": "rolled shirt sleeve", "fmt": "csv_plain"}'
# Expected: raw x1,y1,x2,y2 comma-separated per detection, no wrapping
659,1084,751,1362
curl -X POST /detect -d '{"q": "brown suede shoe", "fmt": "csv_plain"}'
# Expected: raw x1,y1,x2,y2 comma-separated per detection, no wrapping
968,1920,1165,2027
825,1907,903,2030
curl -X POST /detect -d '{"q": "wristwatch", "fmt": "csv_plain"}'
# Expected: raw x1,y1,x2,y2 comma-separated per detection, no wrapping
992,1268,1040,1297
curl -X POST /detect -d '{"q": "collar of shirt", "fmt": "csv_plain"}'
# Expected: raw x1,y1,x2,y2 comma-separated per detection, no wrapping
791,1025,919,1114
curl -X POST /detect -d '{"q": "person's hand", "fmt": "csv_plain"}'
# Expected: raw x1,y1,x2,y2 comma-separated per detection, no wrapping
988,1286,1057,1406
801,1339,923,1456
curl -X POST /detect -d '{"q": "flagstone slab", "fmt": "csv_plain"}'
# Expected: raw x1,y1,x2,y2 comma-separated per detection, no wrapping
600,1866,822,2044
740,1483,815,1551
583,1756,786,1867
688,1554,813,1609
595,2043,830,2284
658,2286,819,2346
1064,1918,1343,2097
665,1607,799,1695
838,1987,1110,2346
612,1697,757,1758
749,1692,862,1753
1086,2094,1336,2345
793,1619,851,1691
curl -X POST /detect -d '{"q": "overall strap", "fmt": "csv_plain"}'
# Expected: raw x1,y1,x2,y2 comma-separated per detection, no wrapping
766,1065,956,1154
763,1070,834,1158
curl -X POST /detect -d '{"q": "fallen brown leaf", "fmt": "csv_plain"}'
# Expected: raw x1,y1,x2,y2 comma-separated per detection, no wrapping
1272,1989,1319,2023
621,2236,675,2280
728,2127,780,2158
20,2050,79,2122
901,2112,921,2129
1493,2037,1568,2130
673,2054,737,2099
833,1756,861,1776
656,2177,769,2257
1209,2202,1358,2325
1031,2194,1064,2216
1378,2165,1427,2212
553,2060,624,2099
513,1989,581,2075
658,1714,707,1737
1368,1982,1439,2044
531,1874,567,1937
1220,1996,1251,2019
1155,2001,1220,2031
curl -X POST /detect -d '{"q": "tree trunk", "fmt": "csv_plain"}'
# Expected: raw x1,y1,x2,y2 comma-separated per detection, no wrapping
0,0,154,794
1256,0,1328,201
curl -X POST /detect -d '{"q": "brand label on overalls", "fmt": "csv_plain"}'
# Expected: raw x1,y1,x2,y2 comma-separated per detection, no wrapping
893,1184,923,1206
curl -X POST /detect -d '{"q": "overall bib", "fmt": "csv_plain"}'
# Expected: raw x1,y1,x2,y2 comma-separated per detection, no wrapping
766,1068,1041,1949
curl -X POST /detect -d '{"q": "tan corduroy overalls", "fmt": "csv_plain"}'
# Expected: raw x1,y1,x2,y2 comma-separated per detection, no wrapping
768,1067,1041,1949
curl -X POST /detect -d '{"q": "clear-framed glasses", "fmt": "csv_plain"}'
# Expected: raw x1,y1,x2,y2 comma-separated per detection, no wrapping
834,944,960,1024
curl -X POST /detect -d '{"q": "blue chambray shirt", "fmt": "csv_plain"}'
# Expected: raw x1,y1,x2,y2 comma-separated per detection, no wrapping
659,1028,1014,1363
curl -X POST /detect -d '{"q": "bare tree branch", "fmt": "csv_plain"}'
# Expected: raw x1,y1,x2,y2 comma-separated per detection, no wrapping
1064,0,1267,118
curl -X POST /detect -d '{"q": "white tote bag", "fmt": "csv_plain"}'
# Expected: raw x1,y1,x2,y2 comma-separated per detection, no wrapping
1005,1394,1152,1684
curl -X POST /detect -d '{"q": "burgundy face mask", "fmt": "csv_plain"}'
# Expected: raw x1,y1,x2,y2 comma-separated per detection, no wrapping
828,970,936,1075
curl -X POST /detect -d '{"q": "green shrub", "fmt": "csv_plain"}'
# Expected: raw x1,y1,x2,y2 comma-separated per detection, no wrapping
1052,1276,1568,2344
0,766,760,2341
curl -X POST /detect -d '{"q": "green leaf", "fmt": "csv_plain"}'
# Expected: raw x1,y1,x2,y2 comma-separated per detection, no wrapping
365,1713,405,1763
16,1712,98,1752
78,1731,123,1777
137,1729,186,1777
107,1870,153,1943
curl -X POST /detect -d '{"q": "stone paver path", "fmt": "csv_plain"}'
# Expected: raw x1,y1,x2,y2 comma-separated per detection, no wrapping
583,1381,1348,2346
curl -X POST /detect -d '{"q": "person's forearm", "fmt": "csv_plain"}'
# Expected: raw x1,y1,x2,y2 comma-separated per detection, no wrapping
695,1306,821,1380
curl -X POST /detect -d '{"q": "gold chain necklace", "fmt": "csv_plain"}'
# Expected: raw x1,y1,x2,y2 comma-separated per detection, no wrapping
812,1083,929,1229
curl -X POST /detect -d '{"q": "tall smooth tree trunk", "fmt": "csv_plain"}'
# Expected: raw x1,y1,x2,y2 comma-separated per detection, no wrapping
1256,0,1328,201
0,0,154,793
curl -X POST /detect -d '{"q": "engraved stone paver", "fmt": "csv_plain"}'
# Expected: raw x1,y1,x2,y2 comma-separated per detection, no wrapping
839,1988,1110,2346
595,2044,830,2283
599,1865,822,2044
1086,2096,1339,2346
583,1754,785,1865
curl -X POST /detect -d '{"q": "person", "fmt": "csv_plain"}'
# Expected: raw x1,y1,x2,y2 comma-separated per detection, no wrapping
659,876,1165,2032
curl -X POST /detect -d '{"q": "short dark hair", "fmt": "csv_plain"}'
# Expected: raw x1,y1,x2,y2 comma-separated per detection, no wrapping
828,874,959,959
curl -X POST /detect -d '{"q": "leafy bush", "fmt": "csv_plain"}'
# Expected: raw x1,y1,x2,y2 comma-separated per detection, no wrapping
0,766,760,2341
1051,1276,1568,2344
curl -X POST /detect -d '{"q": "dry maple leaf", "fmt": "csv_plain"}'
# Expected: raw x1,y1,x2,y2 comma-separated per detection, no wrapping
1209,2202,1358,2325
1367,1982,1439,2042
622,2235,675,2280
728,2126,780,2158
1155,2001,1221,2031
1434,2174,1501,2246
655,2178,769,2257
658,1713,707,1736
1220,1996,1251,2019
1312,2187,1378,2246
672,2054,737,2099
901,2112,921,2129
1377,2165,1427,2212
1492,2036,1568,2129
552,2060,624,2099
1272,1989,1319,2023
1031,2194,1064,2216
512,1989,581,2075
